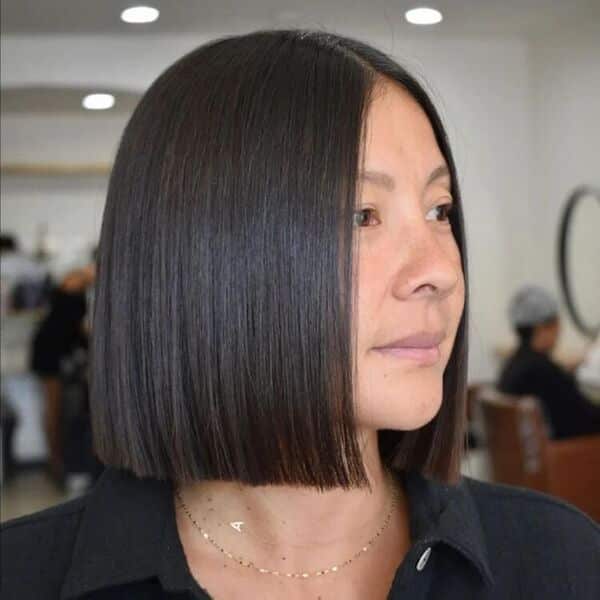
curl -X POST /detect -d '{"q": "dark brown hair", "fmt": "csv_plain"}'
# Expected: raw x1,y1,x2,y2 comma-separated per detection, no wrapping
91,30,469,488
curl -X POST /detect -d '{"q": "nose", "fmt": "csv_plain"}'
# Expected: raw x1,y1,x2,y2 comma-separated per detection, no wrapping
389,222,461,302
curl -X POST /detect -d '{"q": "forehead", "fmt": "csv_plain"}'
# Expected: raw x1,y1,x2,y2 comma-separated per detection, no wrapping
362,80,443,172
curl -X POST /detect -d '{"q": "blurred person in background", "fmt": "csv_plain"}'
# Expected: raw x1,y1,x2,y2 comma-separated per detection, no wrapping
0,233,50,316
498,285,600,439
29,256,96,487
1,233,51,482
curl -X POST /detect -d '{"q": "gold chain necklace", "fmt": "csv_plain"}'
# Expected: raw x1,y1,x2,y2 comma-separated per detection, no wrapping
174,473,399,579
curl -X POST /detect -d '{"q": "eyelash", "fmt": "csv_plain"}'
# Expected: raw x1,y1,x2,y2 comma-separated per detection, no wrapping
352,203,455,228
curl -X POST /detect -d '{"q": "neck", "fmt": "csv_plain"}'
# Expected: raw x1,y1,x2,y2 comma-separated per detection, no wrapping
175,429,407,574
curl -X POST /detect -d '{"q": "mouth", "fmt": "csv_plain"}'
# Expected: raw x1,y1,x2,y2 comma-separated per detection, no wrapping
372,331,445,366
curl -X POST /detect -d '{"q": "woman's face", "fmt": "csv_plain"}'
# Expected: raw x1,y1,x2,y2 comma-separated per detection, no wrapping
354,81,465,432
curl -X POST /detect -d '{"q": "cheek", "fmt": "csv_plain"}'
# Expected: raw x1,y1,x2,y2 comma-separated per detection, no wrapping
353,240,465,431
441,242,465,326
451,273,466,329
355,259,384,344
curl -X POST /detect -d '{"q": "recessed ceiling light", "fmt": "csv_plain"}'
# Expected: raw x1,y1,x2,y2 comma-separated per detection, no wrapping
82,93,115,110
405,7,443,25
120,6,160,24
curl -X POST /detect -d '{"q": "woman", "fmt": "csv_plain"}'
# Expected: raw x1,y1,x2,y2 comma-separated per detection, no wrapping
29,262,96,486
2,30,598,600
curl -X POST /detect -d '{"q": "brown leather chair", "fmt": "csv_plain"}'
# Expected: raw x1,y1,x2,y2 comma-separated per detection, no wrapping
474,385,600,522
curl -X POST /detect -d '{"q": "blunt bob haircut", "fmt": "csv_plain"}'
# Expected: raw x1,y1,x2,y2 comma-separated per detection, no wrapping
92,29,469,489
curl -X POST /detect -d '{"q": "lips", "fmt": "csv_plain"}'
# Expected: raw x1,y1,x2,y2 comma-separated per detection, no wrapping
375,331,445,350
373,331,445,366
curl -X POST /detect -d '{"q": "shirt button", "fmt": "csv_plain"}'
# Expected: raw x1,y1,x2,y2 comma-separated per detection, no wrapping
416,547,432,572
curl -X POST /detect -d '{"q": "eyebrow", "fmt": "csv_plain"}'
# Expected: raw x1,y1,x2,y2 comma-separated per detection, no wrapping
358,164,450,192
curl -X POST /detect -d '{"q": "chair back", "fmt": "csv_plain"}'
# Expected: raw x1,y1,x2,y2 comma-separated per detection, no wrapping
475,386,549,491
474,386,600,521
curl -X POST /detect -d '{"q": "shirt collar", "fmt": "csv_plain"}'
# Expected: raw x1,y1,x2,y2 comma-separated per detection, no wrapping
403,471,494,587
60,468,192,599
60,467,493,598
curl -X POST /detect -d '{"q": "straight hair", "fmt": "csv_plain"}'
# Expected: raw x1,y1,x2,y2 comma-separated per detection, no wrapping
91,29,469,488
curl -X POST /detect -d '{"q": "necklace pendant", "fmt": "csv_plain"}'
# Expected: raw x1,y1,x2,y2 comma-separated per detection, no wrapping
230,521,245,533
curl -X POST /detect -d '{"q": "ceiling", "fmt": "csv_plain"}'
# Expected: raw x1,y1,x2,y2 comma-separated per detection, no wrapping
1,0,597,159
2,0,599,36
1,87,141,115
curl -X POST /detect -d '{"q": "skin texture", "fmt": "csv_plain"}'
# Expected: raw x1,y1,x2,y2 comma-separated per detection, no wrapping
175,79,466,600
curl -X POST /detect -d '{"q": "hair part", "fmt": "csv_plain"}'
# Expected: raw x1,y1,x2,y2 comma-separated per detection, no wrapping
91,29,469,488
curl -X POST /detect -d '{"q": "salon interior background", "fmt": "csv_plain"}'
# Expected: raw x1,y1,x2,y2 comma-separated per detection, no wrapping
1,0,599,384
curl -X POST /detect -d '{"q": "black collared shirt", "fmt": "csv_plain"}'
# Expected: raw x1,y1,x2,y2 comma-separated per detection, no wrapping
2,467,599,599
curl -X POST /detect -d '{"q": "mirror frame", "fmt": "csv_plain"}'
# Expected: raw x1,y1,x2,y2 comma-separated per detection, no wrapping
557,185,600,339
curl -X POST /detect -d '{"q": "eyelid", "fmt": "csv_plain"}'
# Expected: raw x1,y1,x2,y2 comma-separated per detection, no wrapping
430,196,454,211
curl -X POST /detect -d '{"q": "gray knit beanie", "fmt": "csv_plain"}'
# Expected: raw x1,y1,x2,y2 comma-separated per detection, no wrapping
508,285,559,327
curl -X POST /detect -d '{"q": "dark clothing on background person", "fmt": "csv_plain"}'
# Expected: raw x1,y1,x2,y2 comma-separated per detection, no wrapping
499,344,600,439
30,288,88,376
0,397,18,481
29,287,90,484
1,467,599,599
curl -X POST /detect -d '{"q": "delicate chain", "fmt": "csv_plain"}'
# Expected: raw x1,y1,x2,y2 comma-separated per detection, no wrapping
174,473,399,579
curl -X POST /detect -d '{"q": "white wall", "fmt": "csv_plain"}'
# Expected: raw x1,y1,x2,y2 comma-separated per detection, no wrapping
0,34,208,91
1,114,128,165
1,29,598,381
527,31,600,355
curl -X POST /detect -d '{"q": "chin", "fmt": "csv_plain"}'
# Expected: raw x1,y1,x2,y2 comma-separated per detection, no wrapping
357,375,444,432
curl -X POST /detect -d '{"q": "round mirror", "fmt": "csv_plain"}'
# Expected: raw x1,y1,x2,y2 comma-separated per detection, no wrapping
557,186,600,339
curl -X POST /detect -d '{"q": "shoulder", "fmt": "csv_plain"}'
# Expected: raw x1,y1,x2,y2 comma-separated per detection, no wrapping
1,496,87,599
499,348,543,381
463,478,599,594
512,348,554,374
500,349,568,392
464,476,599,543
1,493,86,540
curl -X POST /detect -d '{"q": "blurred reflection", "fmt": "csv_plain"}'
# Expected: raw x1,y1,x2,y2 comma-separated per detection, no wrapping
1,232,51,485
1,237,101,503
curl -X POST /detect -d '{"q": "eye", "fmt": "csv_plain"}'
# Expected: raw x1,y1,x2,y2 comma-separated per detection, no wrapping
353,208,381,228
426,202,455,224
